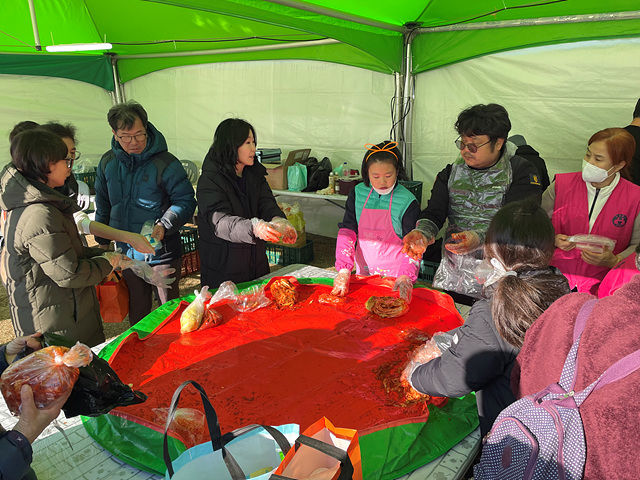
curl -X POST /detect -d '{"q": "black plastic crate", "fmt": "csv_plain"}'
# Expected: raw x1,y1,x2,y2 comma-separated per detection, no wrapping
180,226,199,253
266,239,314,266
418,260,440,282
75,170,97,194
399,180,423,204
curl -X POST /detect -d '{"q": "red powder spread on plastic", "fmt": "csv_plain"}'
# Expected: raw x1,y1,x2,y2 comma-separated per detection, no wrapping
108,277,463,440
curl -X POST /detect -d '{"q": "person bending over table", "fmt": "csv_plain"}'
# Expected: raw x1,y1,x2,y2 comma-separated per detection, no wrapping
401,104,543,302
331,141,420,302
196,118,297,288
0,333,71,480
404,201,569,435
543,127,640,295
0,129,128,346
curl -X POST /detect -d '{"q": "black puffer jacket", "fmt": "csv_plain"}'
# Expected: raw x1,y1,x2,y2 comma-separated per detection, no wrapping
196,160,284,288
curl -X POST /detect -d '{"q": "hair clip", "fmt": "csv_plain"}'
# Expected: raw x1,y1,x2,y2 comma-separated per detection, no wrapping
365,141,399,162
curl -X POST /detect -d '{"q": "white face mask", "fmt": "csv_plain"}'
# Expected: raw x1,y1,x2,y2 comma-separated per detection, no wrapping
373,185,394,196
582,160,614,184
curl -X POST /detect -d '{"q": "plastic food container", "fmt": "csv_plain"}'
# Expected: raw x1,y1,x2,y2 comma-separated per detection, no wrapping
567,234,616,253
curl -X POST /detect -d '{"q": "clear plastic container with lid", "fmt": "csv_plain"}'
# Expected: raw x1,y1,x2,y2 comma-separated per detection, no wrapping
567,234,616,253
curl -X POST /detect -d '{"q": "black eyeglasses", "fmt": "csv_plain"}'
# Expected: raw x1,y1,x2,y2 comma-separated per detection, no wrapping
71,151,81,161
455,136,491,154
117,132,147,144
65,157,74,168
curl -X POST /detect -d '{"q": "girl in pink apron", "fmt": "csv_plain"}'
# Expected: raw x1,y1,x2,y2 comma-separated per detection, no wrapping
332,141,420,301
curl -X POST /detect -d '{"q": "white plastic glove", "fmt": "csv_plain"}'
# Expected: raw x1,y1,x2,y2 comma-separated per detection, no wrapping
127,260,176,289
392,275,414,304
103,252,134,270
445,230,481,255
251,218,282,243
270,217,297,244
402,229,433,261
331,268,351,296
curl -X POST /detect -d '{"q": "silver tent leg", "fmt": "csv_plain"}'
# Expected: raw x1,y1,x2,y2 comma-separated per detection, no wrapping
109,54,125,104
399,29,416,179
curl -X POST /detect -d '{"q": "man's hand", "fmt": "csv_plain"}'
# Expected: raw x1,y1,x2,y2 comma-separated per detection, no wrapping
402,230,433,260
125,232,155,254
581,247,620,268
152,223,166,242
555,234,575,251
13,384,71,444
445,231,481,255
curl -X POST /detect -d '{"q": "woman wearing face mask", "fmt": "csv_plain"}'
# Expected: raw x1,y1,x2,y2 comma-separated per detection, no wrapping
542,127,640,294
331,141,420,301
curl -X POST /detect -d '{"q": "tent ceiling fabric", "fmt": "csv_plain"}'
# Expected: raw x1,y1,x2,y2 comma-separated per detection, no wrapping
0,0,639,90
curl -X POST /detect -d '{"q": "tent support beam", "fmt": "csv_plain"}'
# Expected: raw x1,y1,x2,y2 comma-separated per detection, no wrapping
418,10,640,33
110,55,125,104
398,30,417,179
26,0,42,51
260,0,403,32
117,38,340,59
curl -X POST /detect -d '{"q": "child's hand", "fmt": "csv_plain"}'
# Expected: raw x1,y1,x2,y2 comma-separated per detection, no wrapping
331,269,351,296
444,231,480,255
555,234,575,251
402,230,433,260
392,275,413,304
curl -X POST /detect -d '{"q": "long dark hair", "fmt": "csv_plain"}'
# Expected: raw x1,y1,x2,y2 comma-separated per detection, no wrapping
485,200,569,348
204,118,256,178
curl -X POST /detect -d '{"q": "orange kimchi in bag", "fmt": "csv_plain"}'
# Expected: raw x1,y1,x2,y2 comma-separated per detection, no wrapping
0,342,93,415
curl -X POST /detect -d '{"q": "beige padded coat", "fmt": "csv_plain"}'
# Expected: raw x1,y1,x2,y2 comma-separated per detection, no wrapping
0,164,112,347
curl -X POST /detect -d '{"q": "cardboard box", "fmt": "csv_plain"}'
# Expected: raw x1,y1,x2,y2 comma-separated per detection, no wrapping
265,148,311,190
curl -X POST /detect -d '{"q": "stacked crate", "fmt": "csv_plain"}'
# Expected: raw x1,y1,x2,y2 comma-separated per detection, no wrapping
180,225,200,276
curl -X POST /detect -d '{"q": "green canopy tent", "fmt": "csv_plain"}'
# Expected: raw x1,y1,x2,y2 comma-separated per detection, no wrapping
2,0,640,170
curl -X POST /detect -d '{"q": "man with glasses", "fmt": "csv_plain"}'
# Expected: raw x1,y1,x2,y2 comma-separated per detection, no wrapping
95,101,196,324
402,103,542,302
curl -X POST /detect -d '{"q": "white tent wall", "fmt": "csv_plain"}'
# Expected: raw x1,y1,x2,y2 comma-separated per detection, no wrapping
0,75,113,166
412,38,640,204
125,60,394,236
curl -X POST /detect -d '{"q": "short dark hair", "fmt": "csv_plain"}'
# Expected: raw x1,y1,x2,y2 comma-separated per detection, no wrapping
633,98,640,119
10,128,68,184
455,103,511,147
485,200,568,348
360,141,407,187
107,101,148,131
41,122,77,143
9,121,39,142
204,118,256,178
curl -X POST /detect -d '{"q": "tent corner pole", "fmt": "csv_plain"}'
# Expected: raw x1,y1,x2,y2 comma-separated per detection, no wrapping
109,54,125,104
400,29,416,180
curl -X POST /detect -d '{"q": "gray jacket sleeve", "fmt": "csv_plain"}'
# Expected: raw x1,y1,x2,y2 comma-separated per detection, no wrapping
410,299,508,397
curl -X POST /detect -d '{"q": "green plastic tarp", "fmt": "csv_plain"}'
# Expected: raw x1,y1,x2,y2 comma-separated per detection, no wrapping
1,0,639,90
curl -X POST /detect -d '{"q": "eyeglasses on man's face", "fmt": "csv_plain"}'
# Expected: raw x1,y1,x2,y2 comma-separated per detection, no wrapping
454,136,491,154
116,132,147,144
65,157,74,168
69,150,81,161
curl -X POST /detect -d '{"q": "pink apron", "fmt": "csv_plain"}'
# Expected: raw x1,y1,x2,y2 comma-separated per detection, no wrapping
353,188,407,278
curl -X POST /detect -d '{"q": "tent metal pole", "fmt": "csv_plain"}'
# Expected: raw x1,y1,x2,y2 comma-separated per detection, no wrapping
118,38,340,59
26,0,42,51
393,72,403,143
417,10,640,33
109,55,124,104
400,30,416,179
259,0,402,31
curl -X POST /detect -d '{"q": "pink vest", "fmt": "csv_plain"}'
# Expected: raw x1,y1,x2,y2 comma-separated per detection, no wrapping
551,172,640,294
598,253,639,298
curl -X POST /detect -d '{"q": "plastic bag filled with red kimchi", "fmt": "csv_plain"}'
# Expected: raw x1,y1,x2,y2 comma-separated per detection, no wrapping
0,342,92,415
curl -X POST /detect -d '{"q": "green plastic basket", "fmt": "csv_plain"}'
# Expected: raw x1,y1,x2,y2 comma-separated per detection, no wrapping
266,240,314,266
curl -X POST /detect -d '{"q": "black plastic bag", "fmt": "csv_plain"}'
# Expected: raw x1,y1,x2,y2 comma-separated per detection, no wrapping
43,333,147,417
303,157,332,192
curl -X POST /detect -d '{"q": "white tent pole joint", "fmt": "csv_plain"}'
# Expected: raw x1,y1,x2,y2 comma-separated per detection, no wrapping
27,0,42,51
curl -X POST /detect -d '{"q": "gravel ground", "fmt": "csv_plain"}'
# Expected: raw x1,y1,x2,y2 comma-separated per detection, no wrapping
0,233,335,344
